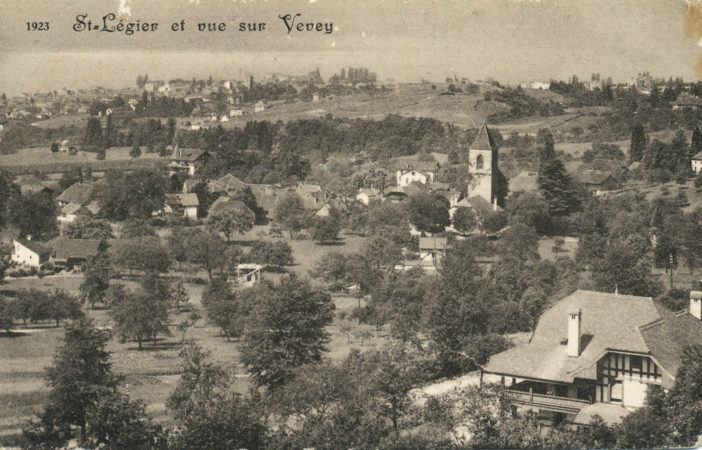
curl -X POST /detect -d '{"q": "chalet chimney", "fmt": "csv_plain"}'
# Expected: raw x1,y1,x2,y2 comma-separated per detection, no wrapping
567,309,581,357
691,291,702,320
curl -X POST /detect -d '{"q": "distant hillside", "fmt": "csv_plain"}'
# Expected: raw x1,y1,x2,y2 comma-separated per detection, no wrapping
215,84,508,130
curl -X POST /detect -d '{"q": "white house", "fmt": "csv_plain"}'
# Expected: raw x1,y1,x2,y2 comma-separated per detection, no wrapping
164,193,200,220
530,81,551,90
254,101,265,113
356,188,381,206
396,168,434,188
693,150,702,174
11,238,52,268
169,146,209,177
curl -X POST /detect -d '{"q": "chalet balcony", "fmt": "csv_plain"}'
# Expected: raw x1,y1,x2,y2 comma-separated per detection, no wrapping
504,389,592,415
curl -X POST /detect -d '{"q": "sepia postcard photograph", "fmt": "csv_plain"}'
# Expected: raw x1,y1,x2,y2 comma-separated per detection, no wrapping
3,0,702,448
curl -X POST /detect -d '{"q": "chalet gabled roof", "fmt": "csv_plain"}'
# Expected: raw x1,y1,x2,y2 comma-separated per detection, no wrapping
692,150,702,161
471,123,493,151
483,290,701,387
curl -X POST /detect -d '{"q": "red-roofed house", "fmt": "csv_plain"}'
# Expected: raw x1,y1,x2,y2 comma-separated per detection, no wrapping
482,290,702,425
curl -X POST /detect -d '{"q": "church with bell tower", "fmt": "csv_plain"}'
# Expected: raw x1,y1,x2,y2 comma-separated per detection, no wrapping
467,122,499,204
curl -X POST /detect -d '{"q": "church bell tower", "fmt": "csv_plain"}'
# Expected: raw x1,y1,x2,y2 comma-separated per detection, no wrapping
467,122,497,203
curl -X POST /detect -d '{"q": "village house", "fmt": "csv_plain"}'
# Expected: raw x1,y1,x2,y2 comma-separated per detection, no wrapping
383,186,408,203
294,183,327,210
11,238,52,268
315,197,348,218
482,290,702,426
356,187,381,205
56,182,94,208
169,146,209,177
395,236,448,272
181,177,204,194
164,193,200,220
573,170,619,196
56,182,100,226
673,92,702,110
396,167,435,187
208,173,247,195
692,151,702,174
449,195,503,232
50,238,103,271
418,236,447,267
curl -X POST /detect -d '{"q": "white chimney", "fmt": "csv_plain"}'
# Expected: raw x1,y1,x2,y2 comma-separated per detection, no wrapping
567,309,581,357
691,291,702,320
493,197,498,212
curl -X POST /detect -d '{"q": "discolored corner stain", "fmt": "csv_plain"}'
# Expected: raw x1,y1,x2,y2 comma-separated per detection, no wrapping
684,2,702,79
685,2,702,40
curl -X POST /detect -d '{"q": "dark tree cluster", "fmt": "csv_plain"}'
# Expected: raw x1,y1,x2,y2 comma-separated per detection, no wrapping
485,86,564,123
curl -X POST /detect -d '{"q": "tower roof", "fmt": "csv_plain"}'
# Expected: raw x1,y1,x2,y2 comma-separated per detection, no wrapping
471,123,494,151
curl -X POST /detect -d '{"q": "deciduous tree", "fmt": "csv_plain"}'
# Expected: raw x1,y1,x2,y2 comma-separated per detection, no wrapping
109,277,171,349
207,200,255,242
407,191,450,233
239,275,334,388
274,192,310,239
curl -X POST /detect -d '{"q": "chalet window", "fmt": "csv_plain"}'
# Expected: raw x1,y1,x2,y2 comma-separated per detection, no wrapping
476,154,484,170
611,381,623,402
631,356,642,371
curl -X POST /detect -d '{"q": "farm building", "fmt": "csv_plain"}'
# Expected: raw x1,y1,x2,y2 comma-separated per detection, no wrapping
164,193,200,220
11,238,52,268
50,238,103,271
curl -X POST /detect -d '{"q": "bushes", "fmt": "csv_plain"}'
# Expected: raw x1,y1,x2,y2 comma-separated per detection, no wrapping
246,241,293,266
7,265,38,278
695,172,702,188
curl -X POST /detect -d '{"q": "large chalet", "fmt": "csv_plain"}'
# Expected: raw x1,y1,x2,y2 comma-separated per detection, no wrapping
482,289,702,426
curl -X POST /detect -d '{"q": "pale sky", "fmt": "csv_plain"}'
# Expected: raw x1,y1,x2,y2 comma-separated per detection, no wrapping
0,0,700,95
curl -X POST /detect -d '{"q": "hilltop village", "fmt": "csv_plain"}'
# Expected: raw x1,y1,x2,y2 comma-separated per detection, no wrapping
3,69,702,448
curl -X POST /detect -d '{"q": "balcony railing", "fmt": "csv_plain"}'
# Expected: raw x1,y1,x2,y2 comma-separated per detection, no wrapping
504,389,591,414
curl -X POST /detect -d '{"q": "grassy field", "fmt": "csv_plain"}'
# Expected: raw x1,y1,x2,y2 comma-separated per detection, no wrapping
195,86,508,130
0,146,168,175
0,230,385,442
30,114,90,130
